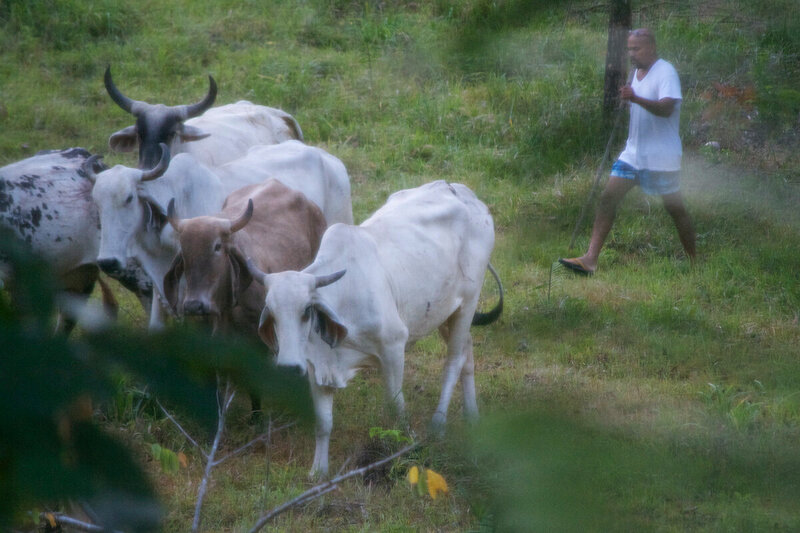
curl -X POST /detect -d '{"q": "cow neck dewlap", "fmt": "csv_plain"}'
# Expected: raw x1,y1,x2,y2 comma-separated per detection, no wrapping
307,348,366,388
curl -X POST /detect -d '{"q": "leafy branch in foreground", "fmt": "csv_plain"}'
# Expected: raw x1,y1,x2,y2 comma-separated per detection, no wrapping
0,230,311,531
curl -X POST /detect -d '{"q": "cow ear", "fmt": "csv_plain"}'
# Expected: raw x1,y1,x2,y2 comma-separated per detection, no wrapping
140,194,167,233
108,126,138,152
313,301,348,349
228,248,252,305
163,254,184,312
178,124,211,142
258,306,278,353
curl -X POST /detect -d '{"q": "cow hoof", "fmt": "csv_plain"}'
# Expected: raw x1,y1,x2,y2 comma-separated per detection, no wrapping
429,413,446,439
308,468,328,481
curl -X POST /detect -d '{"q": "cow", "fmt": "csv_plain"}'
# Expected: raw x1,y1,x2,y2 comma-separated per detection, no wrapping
88,142,352,329
212,140,353,226
162,180,328,415
162,179,327,333
246,180,504,477
0,148,152,333
104,66,303,169
87,144,223,329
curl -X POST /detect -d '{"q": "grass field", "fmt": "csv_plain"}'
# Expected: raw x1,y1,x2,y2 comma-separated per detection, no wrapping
2,0,800,531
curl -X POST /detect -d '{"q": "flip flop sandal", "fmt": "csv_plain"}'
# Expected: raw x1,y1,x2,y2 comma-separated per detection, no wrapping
558,257,594,276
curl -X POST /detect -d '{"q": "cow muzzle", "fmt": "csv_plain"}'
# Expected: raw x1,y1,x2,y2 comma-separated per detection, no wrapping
183,298,214,316
275,353,308,377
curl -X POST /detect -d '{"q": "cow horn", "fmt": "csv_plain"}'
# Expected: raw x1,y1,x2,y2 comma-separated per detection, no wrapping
181,75,217,119
104,65,139,114
166,198,182,233
140,143,171,182
315,269,346,288
83,155,103,182
230,199,254,233
246,257,268,285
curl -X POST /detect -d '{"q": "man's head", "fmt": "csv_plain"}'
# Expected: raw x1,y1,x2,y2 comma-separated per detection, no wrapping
627,28,658,70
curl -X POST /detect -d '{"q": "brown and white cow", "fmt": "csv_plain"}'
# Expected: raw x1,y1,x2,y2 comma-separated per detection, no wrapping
162,179,327,336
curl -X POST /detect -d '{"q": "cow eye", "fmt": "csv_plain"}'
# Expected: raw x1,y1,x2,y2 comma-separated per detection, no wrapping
214,242,222,252
125,194,133,205
301,305,312,322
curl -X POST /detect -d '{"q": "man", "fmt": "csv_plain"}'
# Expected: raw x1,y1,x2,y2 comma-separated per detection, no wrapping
560,28,696,275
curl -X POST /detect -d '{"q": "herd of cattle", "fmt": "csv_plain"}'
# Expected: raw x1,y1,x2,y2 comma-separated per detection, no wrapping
0,68,503,476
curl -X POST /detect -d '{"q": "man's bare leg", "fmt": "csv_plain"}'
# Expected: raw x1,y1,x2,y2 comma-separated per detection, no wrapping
662,191,696,263
564,177,637,273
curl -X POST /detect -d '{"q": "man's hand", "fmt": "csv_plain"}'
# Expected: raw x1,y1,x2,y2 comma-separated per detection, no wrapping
619,84,677,118
620,84,636,102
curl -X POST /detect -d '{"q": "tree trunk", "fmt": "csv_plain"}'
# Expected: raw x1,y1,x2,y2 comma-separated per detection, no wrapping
603,0,632,120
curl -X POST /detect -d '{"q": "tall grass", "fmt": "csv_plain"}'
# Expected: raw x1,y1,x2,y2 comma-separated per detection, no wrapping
2,0,800,531
0,0,137,51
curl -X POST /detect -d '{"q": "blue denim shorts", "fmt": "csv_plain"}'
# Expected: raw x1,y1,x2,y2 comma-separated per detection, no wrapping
610,160,681,196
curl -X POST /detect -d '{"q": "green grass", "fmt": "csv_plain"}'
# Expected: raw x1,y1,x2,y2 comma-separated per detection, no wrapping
3,0,800,531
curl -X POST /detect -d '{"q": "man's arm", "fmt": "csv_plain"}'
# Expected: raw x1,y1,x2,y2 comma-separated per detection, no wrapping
620,85,677,117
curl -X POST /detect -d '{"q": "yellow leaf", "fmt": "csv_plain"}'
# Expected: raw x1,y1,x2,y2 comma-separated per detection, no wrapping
178,452,188,469
45,513,57,528
426,468,449,499
408,465,419,486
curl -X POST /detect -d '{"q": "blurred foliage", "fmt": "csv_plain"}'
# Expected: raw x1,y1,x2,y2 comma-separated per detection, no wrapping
466,408,800,532
0,228,311,530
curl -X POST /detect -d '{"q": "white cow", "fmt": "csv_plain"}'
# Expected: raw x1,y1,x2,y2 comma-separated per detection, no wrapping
213,141,353,225
165,102,304,168
104,66,303,169
247,180,503,476
89,142,353,329
88,146,223,329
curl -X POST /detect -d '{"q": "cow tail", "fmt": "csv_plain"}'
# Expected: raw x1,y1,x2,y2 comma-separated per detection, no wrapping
472,263,503,326
97,275,119,322
282,116,304,142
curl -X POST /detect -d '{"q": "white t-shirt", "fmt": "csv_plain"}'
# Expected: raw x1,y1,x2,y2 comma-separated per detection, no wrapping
618,58,683,171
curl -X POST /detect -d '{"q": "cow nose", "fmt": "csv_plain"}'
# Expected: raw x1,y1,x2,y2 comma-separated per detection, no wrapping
183,299,209,316
97,258,121,274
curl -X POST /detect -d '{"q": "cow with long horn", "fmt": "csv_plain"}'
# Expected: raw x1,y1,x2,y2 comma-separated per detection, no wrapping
104,66,304,169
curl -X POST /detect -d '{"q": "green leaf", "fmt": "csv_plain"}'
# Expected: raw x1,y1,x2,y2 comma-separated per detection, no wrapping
150,444,163,461
159,447,180,474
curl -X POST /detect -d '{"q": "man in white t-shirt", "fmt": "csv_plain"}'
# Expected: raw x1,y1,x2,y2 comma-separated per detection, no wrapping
560,28,696,275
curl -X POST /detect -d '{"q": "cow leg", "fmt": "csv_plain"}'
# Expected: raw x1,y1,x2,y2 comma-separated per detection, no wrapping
432,311,473,432
249,394,263,427
381,341,407,417
57,264,100,335
460,337,479,421
309,381,335,479
148,292,166,330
